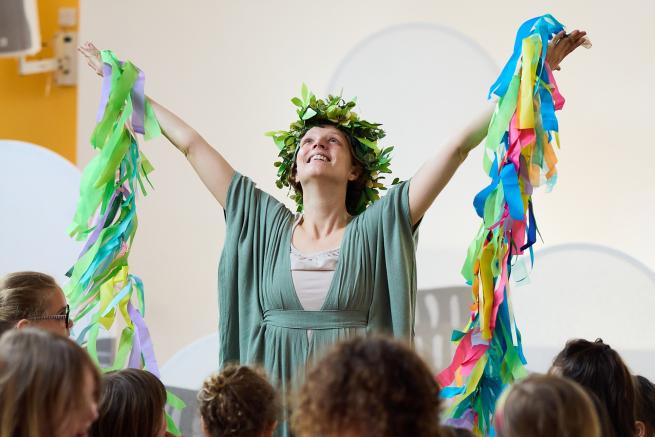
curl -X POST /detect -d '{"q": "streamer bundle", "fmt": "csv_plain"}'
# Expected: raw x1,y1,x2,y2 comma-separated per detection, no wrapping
65,51,184,434
439,15,567,435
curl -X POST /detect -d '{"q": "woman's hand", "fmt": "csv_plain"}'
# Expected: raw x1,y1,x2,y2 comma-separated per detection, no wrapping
408,28,590,224
78,41,104,76
546,29,590,71
76,42,235,206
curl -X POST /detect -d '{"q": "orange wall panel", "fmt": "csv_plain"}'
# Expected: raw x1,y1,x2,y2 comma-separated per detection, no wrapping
0,0,79,164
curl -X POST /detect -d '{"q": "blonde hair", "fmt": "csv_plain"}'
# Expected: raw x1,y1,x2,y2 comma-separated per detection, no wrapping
495,374,601,437
0,271,60,324
198,364,279,437
0,328,100,437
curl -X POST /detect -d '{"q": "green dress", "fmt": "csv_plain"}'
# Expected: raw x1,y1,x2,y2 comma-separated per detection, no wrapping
218,171,419,392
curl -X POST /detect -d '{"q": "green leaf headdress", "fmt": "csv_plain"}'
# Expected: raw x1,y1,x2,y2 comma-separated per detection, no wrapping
267,84,397,215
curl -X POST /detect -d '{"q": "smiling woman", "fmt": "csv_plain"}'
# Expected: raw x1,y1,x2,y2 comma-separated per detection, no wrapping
291,125,367,220
77,33,587,435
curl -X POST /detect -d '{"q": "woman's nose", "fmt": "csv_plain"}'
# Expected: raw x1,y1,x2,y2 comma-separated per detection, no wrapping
312,139,326,149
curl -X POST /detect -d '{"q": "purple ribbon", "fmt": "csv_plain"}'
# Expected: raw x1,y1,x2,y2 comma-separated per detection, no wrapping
444,409,475,430
95,61,146,135
127,315,143,369
127,301,160,377
96,63,113,123
130,69,146,134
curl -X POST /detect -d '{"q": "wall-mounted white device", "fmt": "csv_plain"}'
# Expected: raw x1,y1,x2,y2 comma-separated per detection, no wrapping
1,0,78,86
0,0,41,57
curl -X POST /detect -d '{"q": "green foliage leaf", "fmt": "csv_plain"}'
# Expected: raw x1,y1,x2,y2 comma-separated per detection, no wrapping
301,83,310,104
291,97,304,108
302,108,317,120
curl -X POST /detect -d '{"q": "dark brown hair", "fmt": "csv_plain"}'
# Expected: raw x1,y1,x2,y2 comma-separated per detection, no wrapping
89,368,167,437
0,271,60,323
587,390,617,437
290,124,368,215
550,338,635,437
634,375,655,435
292,336,442,437
198,364,279,437
495,374,601,437
0,328,101,437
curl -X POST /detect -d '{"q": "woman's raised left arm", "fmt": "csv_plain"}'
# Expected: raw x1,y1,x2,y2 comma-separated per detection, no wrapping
408,29,588,225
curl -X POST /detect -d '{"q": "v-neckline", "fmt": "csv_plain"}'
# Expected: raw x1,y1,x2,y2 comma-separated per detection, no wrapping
284,215,354,311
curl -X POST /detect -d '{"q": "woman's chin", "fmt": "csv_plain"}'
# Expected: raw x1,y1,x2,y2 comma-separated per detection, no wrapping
299,168,344,183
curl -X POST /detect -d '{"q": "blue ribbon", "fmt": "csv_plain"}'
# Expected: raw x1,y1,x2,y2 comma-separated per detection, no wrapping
500,164,524,221
539,86,558,131
441,386,467,398
473,157,500,218
488,14,565,99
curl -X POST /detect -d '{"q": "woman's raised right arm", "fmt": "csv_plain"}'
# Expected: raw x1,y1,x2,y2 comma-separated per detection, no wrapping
79,42,234,206
146,97,234,205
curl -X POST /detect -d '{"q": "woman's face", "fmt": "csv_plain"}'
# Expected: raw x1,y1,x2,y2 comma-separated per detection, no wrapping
58,368,99,437
295,125,360,187
33,287,73,336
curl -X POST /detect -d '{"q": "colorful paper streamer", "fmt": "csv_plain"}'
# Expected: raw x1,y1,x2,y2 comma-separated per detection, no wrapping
438,14,566,436
65,50,184,435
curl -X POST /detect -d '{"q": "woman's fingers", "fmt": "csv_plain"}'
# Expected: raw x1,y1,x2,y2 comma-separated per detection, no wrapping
562,31,588,57
78,41,100,59
551,30,566,46
546,28,590,71
78,42,104,75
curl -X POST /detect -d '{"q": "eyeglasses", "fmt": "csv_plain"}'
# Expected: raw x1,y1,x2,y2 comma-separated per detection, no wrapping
28,304,70,328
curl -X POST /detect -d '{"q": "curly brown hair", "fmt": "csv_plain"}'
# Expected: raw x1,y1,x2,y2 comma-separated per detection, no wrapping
198,364,280,437
292,336,443,437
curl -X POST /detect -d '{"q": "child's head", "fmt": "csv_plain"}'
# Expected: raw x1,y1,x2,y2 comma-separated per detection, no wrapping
292,336,442,437
0,271,72,336
550,338,635,437
89,368,168,437
495,374,601,437
635,375,655,437
198,364,279,437
0,328,100,437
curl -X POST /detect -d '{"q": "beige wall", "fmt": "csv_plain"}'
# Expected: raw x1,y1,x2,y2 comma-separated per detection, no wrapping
78,0,655,363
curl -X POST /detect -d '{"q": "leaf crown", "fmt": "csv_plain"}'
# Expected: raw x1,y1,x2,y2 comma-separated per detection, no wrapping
267,85,396,215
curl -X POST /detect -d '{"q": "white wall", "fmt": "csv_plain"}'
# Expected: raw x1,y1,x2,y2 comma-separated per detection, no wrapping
0,141,81,284
78,0,655,365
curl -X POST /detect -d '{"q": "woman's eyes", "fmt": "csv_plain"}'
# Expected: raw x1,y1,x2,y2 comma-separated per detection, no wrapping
302,137,341,145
